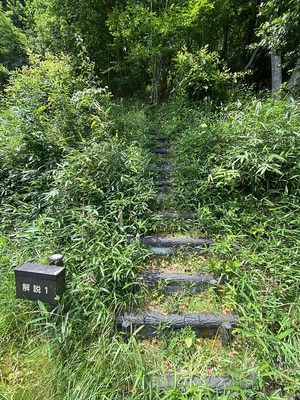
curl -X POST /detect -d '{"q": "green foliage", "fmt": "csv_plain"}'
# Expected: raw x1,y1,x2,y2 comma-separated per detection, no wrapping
257,0,300,90
172,96,300,201
0,5,27,87
45,139,154,235
25,0,113,85
0,79,155,397
107,0,213,100
174,47,240,104
258,0,300,54
1,59,300,397
0,53,111,224
147,97,300,397
1,0,300,398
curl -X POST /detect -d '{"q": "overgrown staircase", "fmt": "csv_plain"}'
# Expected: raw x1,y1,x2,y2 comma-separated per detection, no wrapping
117,127,255,396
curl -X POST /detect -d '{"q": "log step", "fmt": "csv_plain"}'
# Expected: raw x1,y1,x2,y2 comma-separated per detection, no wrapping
152,148,169,155
151,141,169,148
147,133,165,139
156,158,172,164
153,194,174,202
117,312,238,345
156,186,171,193
131,236,212,255
148,167,174,173
117,312,238,330
155,374,256,395
152,212,194,220
154,180,172,187
141,236,212,248
138,272,224,293
149,247,207,255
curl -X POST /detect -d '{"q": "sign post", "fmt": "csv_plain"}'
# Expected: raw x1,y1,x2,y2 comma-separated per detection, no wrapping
14,259,65,305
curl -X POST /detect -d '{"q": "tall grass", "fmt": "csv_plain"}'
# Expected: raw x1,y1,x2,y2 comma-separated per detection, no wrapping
164,95,300,398
1,57,300,399
0,56,156,399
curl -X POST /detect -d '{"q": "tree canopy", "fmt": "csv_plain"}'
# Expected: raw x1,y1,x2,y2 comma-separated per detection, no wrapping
0,4,27,87
1,0,300,98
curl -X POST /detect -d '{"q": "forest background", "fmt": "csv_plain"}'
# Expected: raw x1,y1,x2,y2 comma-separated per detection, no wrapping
1,0,300,399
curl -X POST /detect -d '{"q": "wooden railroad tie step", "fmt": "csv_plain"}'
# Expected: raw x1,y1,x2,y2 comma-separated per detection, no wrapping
152,148,169,155
117,312,238,346
148,140,169,146
155,374,256,395
156,186,171,193
151,145,169,151
153,194,175,203
137,272,225,293
129,235,212,255
148,167,174,173
151,212,194,220
147,236,211,255
155,157,172,164
154,180,172,187
147,132,165,139
140,236,213,247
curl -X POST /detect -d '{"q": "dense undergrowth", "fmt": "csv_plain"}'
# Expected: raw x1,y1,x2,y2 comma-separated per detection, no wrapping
154,97,300,397
0,55,300,399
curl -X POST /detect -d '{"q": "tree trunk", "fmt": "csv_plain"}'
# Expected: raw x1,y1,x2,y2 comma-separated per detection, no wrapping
151,55,160,104
242,0,261,63
288,58,300,93
244,45,260,73
221,23,229,59
271,53,282,92
151,53,169,104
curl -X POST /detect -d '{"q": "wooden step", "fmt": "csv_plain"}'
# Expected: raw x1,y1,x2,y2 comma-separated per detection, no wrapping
155,374,256,395
152,212,194,220
147,132,165,139
156,186,171,193
153,194,174,202
117,312,238,345
148,167,174,173
130,235,212,255
138,272,224,293
141,237,212,247
155,157,172,164
150,248,207,255
151,148,169,155
144,237,212,255
150,140,169,148
154,180,172,187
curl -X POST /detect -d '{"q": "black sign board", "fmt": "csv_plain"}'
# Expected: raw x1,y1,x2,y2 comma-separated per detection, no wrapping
15,263,65,305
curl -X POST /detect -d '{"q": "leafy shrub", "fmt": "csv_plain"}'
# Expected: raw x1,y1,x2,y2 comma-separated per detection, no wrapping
0,86,155,397
173,46,239,104
44,138,154,232
172,96,300,204
0,53,111,222
110,99,150,145
0,7,27,88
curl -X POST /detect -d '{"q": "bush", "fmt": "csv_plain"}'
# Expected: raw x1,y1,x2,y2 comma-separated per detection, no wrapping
173,46,239,104
44,138,154,233
172,96,300,204
0,53,111,223
0,7,27,88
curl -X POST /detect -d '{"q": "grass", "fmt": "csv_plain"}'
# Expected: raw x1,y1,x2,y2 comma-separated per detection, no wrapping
1,94,300,398
137,329,257,379
144,253,211,274
0,343,54,400
139,286,224,315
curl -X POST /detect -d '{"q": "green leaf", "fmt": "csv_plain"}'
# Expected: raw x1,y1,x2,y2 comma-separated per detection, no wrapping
276,328,295,340
184,337,193,348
